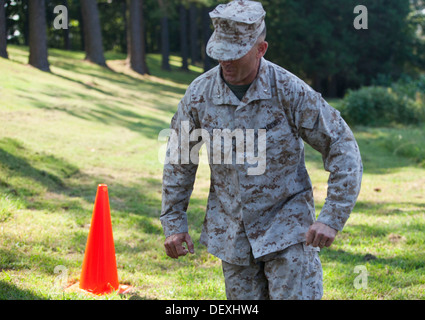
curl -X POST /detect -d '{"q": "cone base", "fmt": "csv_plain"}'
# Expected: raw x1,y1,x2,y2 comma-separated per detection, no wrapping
64,282,133,296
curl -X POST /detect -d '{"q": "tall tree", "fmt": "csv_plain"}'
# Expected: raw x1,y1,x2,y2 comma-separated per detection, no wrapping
62,0,70,50
28,0,50,71
189,2,199,65
77,1,85,51
128,0,149,74
158,0,170,70
261,0,422,97
202,5,214,72
0,0,7,59
179,3,189,71
80,0,106,66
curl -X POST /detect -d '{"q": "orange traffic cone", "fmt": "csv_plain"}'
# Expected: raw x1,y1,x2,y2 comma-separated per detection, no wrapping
79,184,119,295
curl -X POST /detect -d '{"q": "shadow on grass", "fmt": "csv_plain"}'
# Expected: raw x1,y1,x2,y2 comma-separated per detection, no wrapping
0,138,79,196
38,74,179,140
0,136,207,280
15,89,172,141
353,200,425,216
52,56,190,97
321,246,425,272
0,280,46,300
5,45,195,141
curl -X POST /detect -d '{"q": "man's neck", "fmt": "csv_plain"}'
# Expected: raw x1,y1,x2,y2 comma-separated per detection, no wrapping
223,79,252,101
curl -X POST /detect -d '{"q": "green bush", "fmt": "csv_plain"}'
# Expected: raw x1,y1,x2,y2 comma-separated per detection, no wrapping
340,85,424,126
392,75,425,123
391,74,425,99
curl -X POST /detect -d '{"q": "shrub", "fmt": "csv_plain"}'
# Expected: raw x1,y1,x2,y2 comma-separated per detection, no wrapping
340,85,424,126
391,74,425,99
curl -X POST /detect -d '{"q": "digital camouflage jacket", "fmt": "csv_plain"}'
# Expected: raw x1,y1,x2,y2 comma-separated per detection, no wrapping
160,58,363,266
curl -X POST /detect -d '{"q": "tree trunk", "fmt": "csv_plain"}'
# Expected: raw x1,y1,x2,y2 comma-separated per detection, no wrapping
77,3,85,52
28,0,50,71
202,6,214,72
139,0,149,74
327,75,338,98
23,0,29,46
189,2,199,65
179,4,189,71
160,15,170,71
128,0,149,74
312,74,322,95
0,0,8,59
62,0,70,50
158,0,170,71
122,0,127,54
80,0,106,66
126,0,130,64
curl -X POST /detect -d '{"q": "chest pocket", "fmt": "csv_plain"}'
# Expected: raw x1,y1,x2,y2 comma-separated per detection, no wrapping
255,106,300,165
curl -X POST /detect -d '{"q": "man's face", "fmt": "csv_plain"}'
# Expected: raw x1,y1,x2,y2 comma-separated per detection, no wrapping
219,41,268,86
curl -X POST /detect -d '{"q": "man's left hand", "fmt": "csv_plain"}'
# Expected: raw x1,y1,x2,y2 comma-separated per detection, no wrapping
305,222,338,248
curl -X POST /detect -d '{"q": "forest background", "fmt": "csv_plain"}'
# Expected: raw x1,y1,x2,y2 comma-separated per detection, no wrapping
2,0,425,98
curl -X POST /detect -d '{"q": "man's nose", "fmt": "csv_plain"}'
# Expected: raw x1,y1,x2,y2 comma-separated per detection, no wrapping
219,60,233,66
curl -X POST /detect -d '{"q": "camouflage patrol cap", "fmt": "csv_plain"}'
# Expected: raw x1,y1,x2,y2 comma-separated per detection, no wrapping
206,0,266,61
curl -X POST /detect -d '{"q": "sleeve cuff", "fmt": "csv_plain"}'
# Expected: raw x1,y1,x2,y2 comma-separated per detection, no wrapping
160,213,189,238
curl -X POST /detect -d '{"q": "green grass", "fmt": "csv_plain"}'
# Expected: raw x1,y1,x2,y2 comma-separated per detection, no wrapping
305,124,425,299
0,45,424,300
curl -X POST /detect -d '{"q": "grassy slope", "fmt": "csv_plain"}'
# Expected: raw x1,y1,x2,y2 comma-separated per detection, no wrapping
0,46,424,300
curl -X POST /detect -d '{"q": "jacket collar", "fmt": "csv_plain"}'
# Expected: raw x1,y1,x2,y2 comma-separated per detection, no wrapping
212,58,272,107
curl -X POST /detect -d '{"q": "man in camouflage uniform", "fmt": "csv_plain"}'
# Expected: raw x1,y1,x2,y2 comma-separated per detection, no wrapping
160,0,362,300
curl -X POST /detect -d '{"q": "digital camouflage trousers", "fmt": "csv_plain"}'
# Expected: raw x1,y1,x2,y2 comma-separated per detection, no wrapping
222,243,323,300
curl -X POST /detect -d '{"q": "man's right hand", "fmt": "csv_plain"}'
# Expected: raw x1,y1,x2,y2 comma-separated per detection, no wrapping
164,232,195,259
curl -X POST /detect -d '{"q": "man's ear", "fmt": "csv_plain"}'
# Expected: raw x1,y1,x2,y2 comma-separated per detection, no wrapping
257,41,268,58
